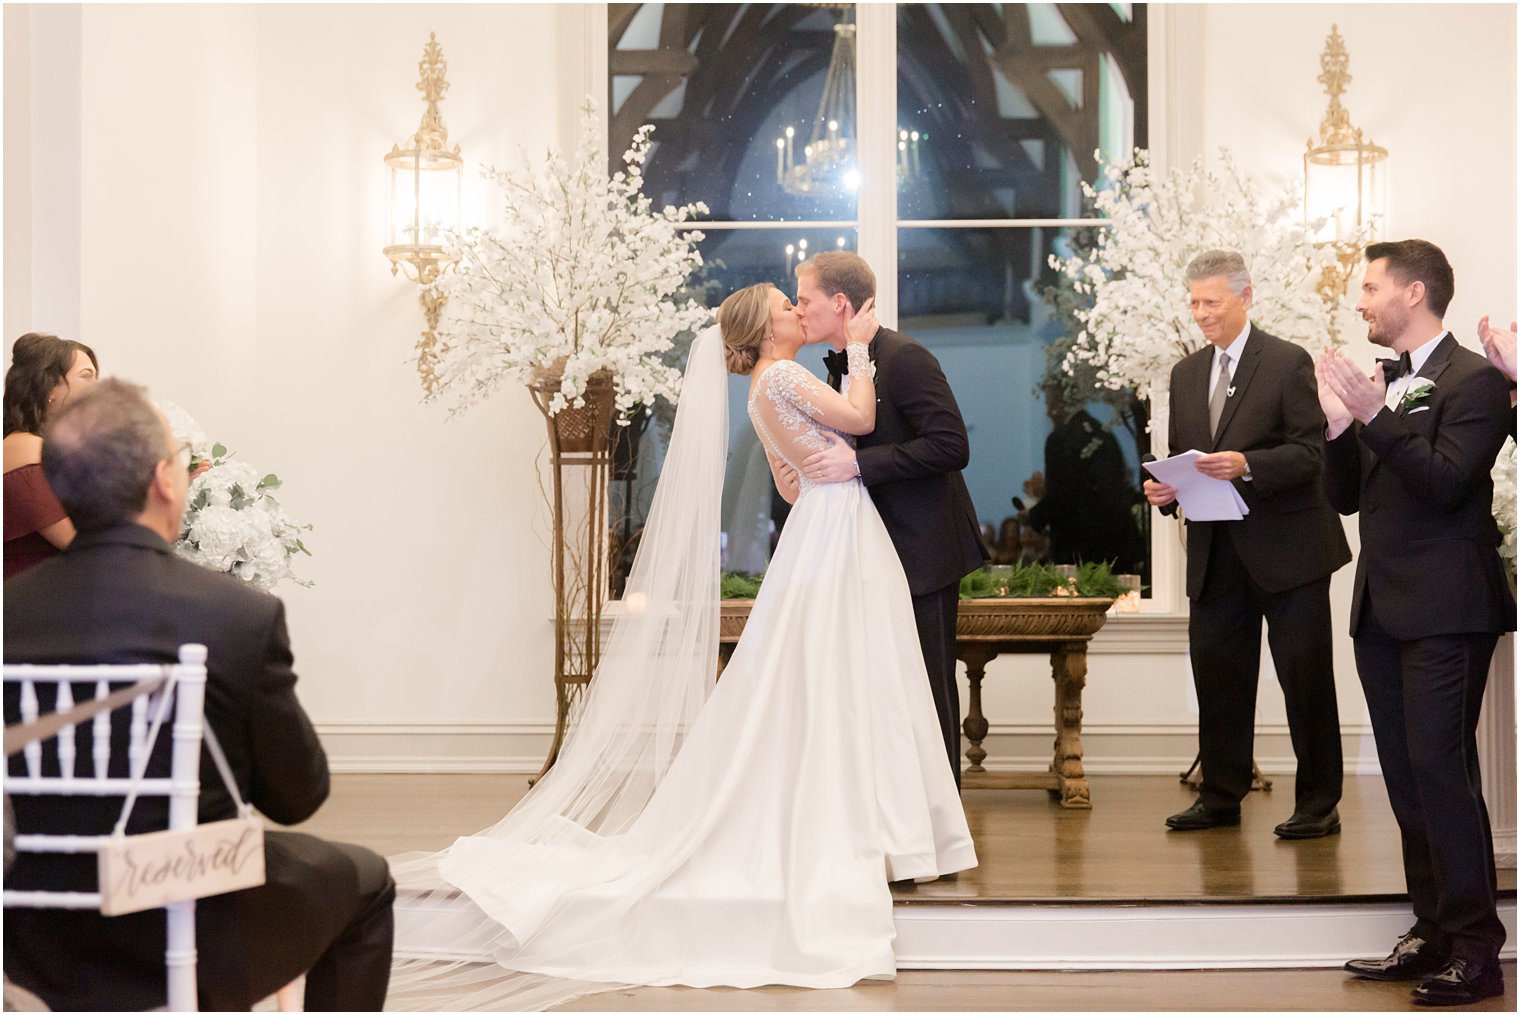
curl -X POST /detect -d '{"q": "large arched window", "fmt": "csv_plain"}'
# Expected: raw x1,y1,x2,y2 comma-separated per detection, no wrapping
606,3,1151,599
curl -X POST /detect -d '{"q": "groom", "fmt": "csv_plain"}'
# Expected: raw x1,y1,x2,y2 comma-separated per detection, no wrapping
795,252,987,789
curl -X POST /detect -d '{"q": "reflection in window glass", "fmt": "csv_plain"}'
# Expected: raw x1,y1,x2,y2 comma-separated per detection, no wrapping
896,3,1146,220
608,3,859,222
605,4,1150,595
899,227,1151,589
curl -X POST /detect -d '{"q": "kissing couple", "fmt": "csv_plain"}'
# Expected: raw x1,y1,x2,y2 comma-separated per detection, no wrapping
390,251,988,1008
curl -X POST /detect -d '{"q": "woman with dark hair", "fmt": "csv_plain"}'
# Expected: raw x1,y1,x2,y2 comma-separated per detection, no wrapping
3,333,99,578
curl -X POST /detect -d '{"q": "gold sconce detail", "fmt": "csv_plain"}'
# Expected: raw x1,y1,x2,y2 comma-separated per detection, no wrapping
1304,25,1387,335
385,33,463,395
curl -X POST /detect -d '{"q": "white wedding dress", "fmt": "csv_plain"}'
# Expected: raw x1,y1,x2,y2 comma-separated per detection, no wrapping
389,329,974,1008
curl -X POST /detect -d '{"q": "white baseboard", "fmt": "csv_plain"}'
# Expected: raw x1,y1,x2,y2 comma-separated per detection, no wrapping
395,891,1517,970
892,899,1518,970
318,721,1381,776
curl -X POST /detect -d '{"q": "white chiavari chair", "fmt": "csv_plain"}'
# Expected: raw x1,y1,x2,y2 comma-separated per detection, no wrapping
3,644,209,1012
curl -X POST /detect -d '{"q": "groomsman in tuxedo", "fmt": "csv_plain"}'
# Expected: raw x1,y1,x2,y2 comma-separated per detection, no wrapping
794,252,987,789
1320,240,1513,1006
4,380,395,1010
1143,250,1351,836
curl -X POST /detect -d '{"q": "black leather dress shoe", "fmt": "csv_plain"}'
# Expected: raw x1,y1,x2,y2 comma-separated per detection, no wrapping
1274,808,1341,839
1344,931,1449,981
1412,956,1504,1006
1164,801,1240,830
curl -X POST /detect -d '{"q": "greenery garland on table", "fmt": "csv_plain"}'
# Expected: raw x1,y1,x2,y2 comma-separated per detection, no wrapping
718,563,1128,601
720,573,764,599
959,561,1125,600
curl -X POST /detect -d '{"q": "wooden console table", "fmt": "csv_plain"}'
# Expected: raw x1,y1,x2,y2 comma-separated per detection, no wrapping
955,597,1112,808
717,596,1113,809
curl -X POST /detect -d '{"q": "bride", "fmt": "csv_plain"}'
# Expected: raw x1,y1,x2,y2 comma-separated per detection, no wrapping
390,283,975,1007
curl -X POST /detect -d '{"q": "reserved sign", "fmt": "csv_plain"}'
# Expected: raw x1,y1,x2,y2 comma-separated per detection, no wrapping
97,817,266,916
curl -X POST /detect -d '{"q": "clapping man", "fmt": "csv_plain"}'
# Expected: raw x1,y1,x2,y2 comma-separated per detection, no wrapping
1144,250,1351,837
1320,240,1514,1006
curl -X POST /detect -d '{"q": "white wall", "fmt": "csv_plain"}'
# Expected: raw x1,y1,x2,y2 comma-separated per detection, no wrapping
8,4,571,768
6,3,1514,776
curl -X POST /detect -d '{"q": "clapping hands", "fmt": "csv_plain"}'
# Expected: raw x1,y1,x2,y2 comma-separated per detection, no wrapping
1477,316,1517,382
1316,348,1386,435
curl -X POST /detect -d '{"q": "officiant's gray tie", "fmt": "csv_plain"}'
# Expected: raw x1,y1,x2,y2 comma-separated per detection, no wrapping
1209,352,1231,439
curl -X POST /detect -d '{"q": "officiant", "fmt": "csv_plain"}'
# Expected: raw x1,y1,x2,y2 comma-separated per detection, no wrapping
1142,249,1350,838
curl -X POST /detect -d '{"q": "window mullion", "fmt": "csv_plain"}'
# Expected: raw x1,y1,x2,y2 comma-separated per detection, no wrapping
854,2,897,328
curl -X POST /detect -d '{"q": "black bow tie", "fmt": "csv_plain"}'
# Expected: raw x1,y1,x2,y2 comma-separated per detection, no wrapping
1380,351,1413,383
823,350,848,377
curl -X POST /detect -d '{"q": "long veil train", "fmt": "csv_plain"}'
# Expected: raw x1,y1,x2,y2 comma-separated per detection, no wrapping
386,324,729,1010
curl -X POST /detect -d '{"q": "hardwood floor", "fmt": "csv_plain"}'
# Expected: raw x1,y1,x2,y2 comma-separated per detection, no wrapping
295,773,1516,902
290,773,1517,1011
550,966,1518,1011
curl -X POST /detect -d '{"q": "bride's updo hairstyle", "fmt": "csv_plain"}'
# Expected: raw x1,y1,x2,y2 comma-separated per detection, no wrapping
717,284,772,376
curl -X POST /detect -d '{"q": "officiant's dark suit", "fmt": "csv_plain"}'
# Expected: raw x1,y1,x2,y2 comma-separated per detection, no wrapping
1156,292,1351,833
4,381,394,1011
827,327,987,788
1324,329,1514,979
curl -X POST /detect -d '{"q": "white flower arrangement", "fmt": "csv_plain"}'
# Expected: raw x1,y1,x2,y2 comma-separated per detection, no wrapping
429,102,712,418
158,401,312,591
1494,436,1517,587
1051,149,1361,405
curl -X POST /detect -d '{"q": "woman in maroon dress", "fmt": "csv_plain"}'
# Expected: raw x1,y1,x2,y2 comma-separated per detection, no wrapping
4,333,99,578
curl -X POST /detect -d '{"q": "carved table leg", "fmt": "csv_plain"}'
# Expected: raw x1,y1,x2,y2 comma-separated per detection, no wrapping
960,646,997,774
1050,642,1091,809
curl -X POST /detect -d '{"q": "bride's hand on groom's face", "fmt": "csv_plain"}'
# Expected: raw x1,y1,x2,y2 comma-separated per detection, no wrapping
844,297,879,345
802,431,858,484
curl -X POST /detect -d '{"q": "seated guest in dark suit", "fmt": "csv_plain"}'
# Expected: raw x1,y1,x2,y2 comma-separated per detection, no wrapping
1143,249,1351,838
1321,241,1514,1006
4,379,394,1011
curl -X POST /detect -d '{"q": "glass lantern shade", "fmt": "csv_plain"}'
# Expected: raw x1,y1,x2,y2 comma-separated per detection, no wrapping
1304,142,1385,247
384,144,462,283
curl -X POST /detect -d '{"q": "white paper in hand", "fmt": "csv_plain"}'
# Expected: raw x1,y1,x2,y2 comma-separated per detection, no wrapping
1143,450,1249,521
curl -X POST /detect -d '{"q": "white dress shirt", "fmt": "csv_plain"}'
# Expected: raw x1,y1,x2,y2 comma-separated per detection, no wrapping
1209,323,1251,397
1384,330,1449,409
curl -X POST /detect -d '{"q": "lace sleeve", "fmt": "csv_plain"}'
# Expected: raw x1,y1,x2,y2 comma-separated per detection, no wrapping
760,360,873,436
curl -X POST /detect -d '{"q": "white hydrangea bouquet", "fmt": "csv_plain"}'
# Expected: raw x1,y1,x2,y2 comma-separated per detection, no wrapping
157,401,312,591
428,102,711,418
1051,148,1360,405
1494,436,1517,588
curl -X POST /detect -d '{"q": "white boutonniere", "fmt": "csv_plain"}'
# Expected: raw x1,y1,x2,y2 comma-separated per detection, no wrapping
1227,385,1237,398
1401,378,1436,411
869,360,878,381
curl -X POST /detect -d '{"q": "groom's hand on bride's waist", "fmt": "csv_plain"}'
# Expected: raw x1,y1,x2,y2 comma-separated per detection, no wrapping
802,432,859,484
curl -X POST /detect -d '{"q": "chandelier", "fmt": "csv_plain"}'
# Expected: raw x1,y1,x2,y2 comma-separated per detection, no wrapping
774,15,923,197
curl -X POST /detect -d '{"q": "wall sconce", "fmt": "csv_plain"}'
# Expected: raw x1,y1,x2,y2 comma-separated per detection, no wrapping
384,33,462,396
1303,25,1387,332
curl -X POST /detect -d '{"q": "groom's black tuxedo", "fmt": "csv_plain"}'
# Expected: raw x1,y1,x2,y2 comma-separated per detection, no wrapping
1163,325,1350,817
4,524,395,1011
1323,333,1514,965
828,327,987,787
